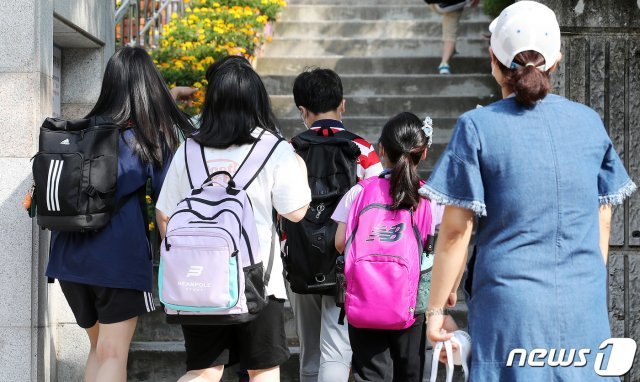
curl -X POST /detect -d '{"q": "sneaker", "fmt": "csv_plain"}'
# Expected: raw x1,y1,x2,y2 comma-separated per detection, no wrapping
438,63,451,74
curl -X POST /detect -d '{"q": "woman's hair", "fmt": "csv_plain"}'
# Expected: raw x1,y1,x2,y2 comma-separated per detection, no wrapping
86,46,193,167
379,112,429,210
194,56,280,148
497,50,552,106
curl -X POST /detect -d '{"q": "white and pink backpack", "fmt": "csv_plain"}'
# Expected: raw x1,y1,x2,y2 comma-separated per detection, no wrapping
344,176,432,330
159,130,282,325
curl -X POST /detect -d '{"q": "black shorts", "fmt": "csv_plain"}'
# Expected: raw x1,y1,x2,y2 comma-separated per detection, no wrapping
59,280,155,328
181,296,290,371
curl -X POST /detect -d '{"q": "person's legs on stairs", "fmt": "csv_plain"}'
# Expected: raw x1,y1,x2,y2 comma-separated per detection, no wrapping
177,367,225,382
84,323,100,382
292,293,323,382
248,366,280,382
389,316,426,382
94,317,138,382
439,8,463,73
317,295,351,382
348,324,392,382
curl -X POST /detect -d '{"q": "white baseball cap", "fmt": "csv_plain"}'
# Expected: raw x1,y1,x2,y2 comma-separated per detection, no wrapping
489,1,561,71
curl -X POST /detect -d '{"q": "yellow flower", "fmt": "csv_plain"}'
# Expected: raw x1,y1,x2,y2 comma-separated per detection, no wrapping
148,222,155,231
145,195,152,204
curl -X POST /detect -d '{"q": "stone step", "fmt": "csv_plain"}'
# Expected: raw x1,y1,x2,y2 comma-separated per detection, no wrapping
263,37,489,57
276,117,457,144
255,56,491,76
127,341,301,382
127,342,467,381
271,95,496,118
278,5,491,22
264,74,497,97
273,20,489,39
133,308,184,342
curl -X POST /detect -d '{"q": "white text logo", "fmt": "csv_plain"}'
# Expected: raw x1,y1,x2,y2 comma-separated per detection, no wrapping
506,338,636,376
186,265,203,277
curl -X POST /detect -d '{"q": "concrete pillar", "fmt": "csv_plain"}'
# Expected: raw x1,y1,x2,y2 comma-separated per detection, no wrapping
0,0,53,380
537,1,640,379
0,0,113,380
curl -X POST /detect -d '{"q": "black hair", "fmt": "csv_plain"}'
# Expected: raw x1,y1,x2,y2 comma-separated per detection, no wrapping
379,112,429,210
194,56,280,149
497,50,552,106
292,68,343,114
86,46,194,167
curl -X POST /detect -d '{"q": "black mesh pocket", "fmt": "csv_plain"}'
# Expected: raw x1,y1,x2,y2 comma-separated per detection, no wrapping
244,262,268,314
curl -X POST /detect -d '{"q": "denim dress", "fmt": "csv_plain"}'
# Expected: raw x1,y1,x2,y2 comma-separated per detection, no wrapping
420,94,636,381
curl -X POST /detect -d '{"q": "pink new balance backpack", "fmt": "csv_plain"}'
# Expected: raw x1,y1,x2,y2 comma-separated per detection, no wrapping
159,130,282,325
344,176,431,330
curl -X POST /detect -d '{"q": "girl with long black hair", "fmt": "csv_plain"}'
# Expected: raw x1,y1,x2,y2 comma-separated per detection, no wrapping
332,112,444,382
45,46,193,382
156,55,311,382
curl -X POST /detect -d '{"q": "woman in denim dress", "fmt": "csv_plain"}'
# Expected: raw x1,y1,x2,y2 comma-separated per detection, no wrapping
421,2,637,380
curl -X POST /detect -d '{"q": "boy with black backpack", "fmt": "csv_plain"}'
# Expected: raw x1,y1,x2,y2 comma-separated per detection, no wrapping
282,68,383,382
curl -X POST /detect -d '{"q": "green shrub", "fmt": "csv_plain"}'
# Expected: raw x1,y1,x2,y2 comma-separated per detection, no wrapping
152,0,286,114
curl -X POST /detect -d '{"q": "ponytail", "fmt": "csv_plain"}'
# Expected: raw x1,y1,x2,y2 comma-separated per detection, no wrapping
379,112,429,210
389,149,423,210
499,50,552,106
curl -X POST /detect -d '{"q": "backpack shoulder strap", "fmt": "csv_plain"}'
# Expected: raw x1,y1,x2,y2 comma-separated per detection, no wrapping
184,138,211,189
332,129,360,141
232,129,284,190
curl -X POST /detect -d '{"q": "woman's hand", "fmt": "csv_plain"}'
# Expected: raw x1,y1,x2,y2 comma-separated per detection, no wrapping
427,314,460,363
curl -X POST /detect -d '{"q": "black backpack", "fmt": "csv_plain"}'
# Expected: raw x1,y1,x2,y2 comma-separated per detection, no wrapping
282,127,360,295
32,117,123,231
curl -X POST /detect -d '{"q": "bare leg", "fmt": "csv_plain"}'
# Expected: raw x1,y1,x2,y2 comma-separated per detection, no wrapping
439,9,463,73
94,317,138,382
248,366,280,382
84,323,100,382
441,40,457,67
177,366,225,382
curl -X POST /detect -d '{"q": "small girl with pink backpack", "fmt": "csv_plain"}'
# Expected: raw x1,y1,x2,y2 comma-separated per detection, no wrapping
332,112,445,382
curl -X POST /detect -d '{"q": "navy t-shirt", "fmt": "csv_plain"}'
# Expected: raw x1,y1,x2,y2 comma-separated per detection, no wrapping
46,129,171,292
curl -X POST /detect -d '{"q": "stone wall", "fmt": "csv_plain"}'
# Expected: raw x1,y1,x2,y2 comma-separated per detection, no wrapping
538,1,640,380
0,1,113,381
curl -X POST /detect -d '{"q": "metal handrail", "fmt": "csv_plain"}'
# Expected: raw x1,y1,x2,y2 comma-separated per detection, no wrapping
114,0,185,49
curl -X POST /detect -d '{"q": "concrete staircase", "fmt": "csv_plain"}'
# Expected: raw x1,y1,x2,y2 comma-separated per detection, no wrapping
127,1,495,380
257,0,499,175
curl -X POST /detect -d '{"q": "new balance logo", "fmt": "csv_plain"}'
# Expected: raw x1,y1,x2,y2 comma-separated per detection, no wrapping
46,159,64,212
187,265,204,277
366,223,405,242
59,139,70,145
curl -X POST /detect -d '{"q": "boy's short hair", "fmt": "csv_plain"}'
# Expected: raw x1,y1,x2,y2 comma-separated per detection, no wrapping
293,68,343,114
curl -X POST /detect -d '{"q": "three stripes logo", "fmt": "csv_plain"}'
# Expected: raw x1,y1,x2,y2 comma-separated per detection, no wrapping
46,159,64,212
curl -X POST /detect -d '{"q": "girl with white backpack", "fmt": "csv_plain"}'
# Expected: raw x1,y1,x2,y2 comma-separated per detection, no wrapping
156,56,311,382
